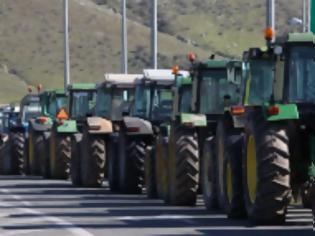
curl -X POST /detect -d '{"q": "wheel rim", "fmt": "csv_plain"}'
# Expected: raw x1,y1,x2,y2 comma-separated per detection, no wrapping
226,161,233,203
247,135,257,204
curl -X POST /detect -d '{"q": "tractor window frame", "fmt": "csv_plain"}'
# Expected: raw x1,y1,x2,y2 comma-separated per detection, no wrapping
283,43,315,104
242,57,276,106
69,90,96,120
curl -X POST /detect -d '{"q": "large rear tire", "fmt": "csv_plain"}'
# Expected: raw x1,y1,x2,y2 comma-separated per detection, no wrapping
29,129,43,176
201,137,218,210
108,135,119,192
155,136,169,201
81,129,106,187
0,134,10,174
70,133,82,186
119,133,146,194
216,120,245,218
40,132,51,179
243,112,291,224
169,126,199,206
10,132,24,175
50,129,71,180
145,146,158,199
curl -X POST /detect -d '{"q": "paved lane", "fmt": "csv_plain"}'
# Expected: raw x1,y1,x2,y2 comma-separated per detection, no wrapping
0,176,313,236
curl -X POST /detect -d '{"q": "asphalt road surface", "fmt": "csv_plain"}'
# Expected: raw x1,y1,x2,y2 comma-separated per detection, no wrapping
0,176,313,236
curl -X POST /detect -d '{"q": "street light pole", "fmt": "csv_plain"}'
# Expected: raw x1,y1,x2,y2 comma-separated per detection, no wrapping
121,0,128,74
151,0,157,69
266,0,275,42
63,0,70,89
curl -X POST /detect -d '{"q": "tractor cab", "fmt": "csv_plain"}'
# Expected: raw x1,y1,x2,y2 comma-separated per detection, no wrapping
68,83,97,128
270,33,315,122
191,59,241,125
11,94,41,133
242,47,276,107
39,90,67,118
133,69,179,125
95,74,138,124
172,71,192,116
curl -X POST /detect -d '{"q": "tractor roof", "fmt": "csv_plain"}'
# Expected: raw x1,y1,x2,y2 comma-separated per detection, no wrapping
142,69,189,86
227,60,242,69
68,83,96,91
100,73,141,88
20,94,40,106
55,89,66,95
197,60,228,69
286,32,315,43
176,75,192,87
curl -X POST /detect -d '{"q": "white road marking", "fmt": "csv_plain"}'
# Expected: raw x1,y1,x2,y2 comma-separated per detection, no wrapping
0,189,94,236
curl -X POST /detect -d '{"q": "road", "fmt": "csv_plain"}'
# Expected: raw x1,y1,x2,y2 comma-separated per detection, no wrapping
0,176,313,236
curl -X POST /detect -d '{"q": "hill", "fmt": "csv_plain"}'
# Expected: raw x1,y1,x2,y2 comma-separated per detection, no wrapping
0,0,304,103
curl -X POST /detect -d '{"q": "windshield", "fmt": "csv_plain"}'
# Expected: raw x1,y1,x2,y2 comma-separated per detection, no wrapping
151,86,173,121
179,85,192,113
244,59,274,105
22,103,41,122
48,96,67,116
134,84,151,118
70,91,96,119
199,69,237,114
96,88,134,121
288,46,315,103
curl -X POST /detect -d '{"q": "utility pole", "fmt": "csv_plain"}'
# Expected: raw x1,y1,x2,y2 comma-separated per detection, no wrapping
266,0,275,43
121,0,128,74
151,0,157,69
63,0,70,89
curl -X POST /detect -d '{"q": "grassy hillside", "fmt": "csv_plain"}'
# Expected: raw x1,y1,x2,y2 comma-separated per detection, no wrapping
0,0,207,103
0,0,304,103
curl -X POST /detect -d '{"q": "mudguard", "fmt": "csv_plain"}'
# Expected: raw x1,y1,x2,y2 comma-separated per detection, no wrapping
29,118,52,132
86,117,113,134
123,117,153,136
56,120,78,133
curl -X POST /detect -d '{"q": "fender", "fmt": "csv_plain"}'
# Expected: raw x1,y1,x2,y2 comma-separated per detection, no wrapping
29,118,52,132
86,117,113,134
56,120,78,133
123,116,153,136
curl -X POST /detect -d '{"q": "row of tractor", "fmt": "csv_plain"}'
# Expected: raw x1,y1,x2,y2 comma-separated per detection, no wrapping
0,30,315,225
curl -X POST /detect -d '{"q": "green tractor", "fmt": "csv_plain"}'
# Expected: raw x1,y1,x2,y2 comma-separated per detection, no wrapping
68,83,104,186
146,71,194,201
115,69,177,194
76,74,138,187
29,89,75,179
156,58,242,206
241,33,315,223
10,93,41,175
210,32,315,224
28,89,73,179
